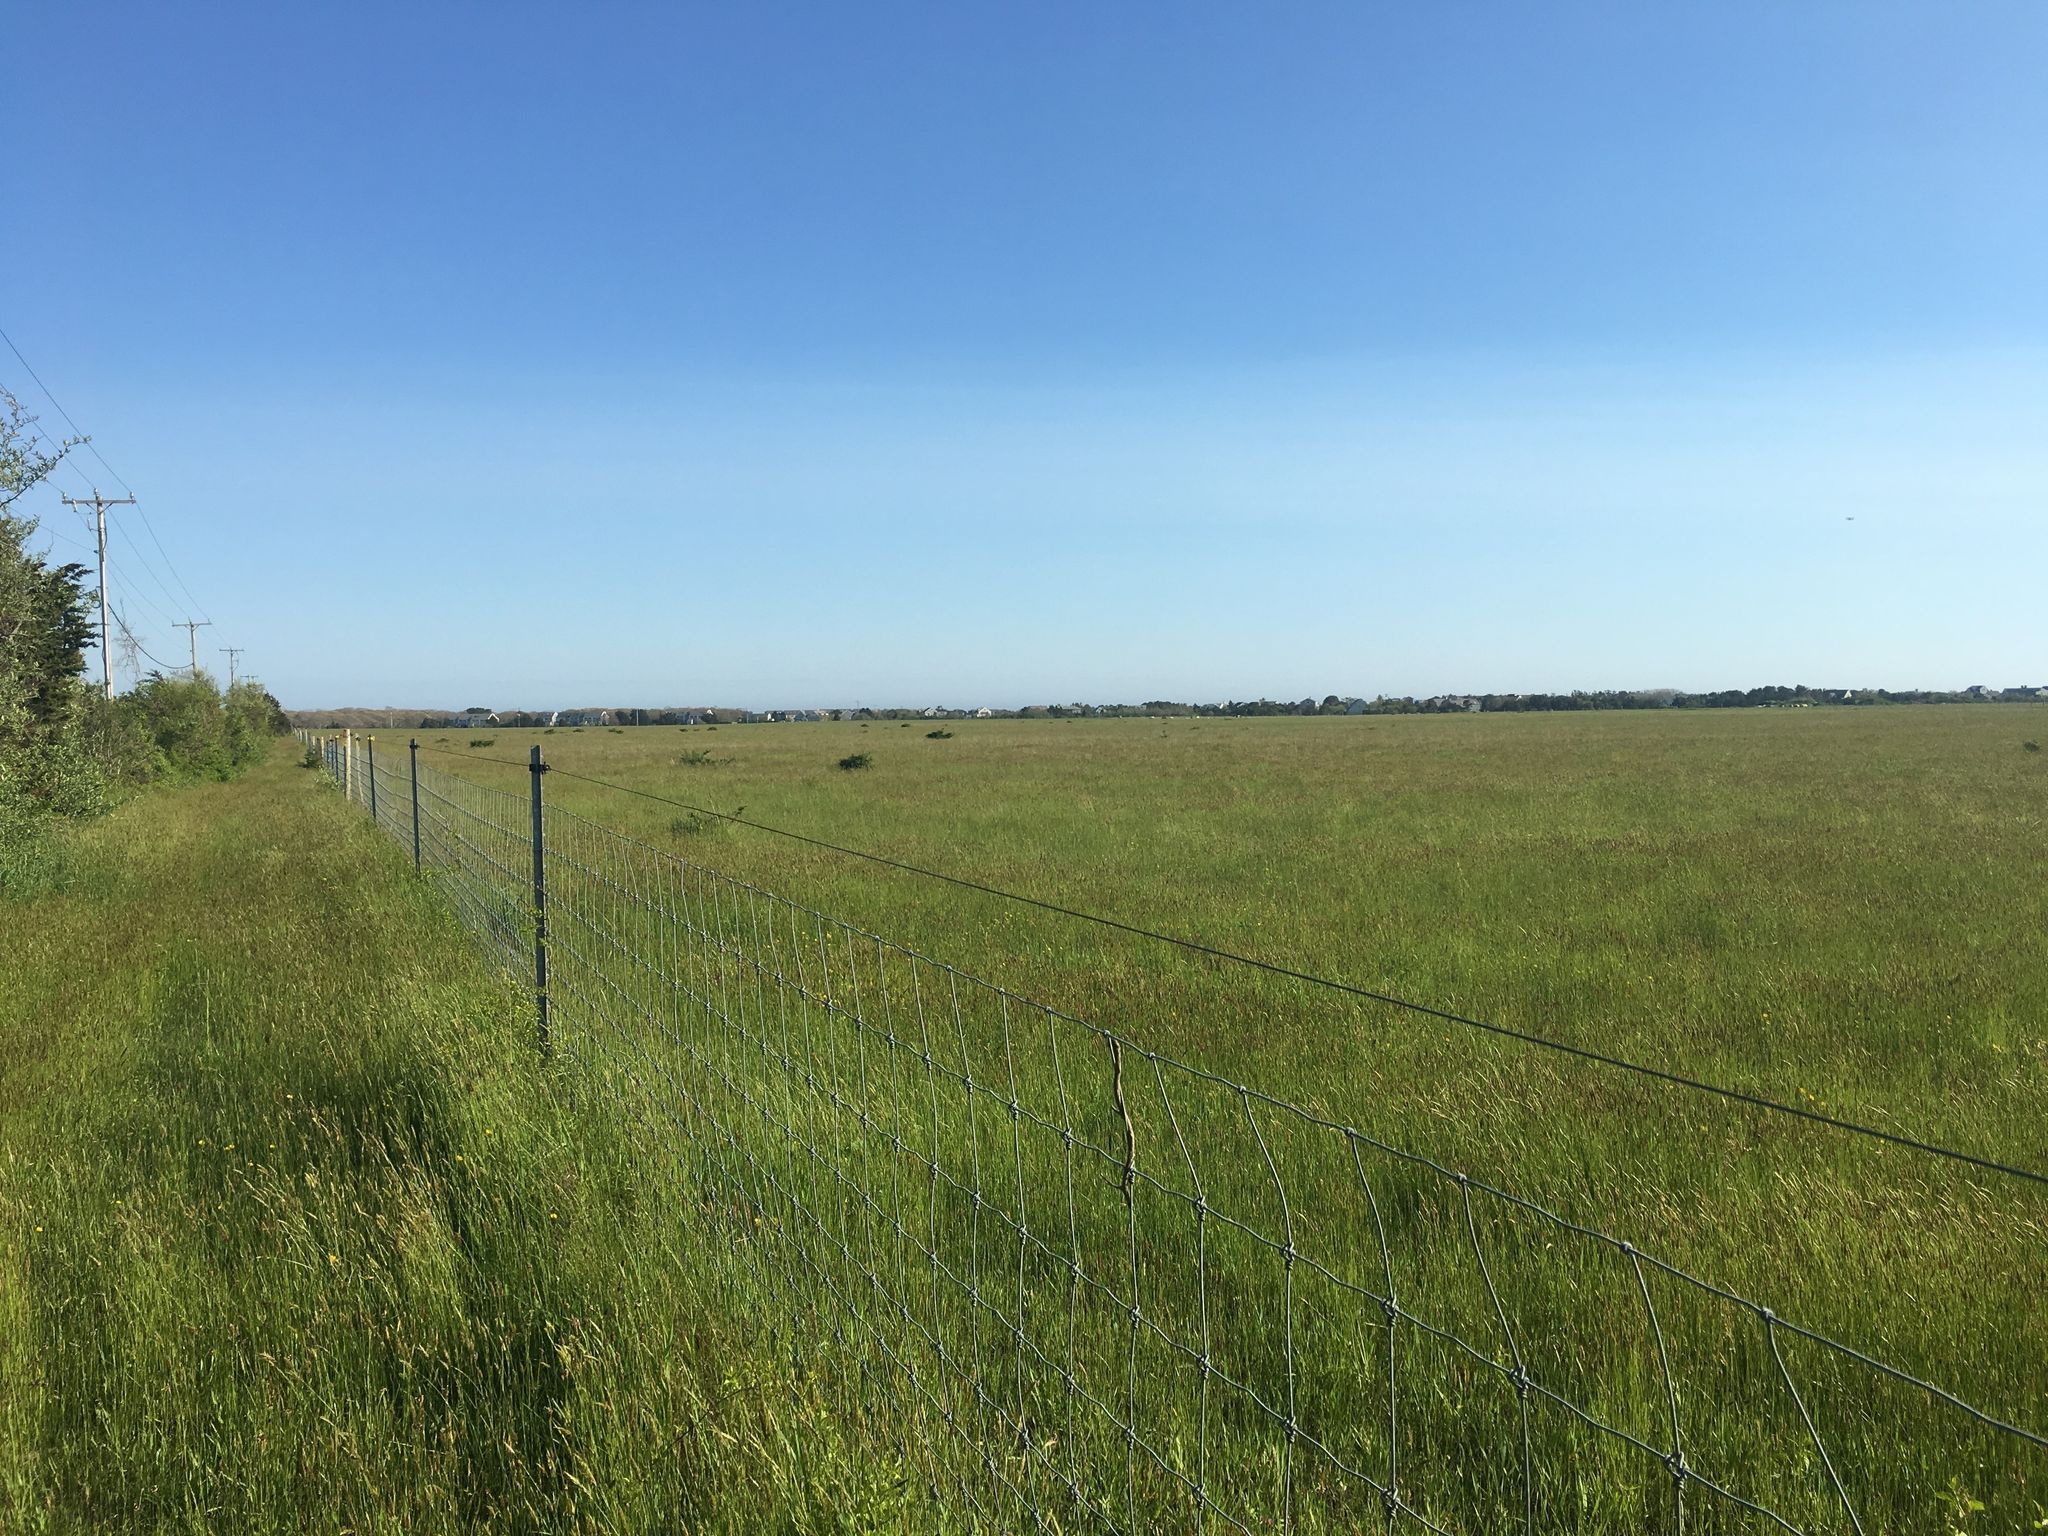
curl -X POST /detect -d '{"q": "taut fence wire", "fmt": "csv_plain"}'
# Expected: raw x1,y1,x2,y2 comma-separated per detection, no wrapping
301,730,2046,1533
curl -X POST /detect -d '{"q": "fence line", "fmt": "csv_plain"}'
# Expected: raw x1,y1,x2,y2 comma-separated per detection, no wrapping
439,745,2048,1192
300,730,2044,1533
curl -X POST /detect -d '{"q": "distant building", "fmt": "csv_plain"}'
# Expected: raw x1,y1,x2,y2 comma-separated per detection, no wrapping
1344,698,1370,715
974,707,993,718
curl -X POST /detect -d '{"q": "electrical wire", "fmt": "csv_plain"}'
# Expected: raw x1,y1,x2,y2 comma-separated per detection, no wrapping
109,565,177,631
1,323,134,495
109,522,188,620
129,500,210,623
414,739,2048,1191
112,608,185,673
1,322,211,623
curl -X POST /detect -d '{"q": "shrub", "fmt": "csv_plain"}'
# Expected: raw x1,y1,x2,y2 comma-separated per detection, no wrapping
667,811,726,838
119,672,269,784
672,750,713,766
926,729,953,739
836,753,872,771
466,737,494,749
301,745,322,770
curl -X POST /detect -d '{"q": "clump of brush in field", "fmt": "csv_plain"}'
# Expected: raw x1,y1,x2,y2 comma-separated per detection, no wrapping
836,752,872,771
925,729,953,739
671,750,714,766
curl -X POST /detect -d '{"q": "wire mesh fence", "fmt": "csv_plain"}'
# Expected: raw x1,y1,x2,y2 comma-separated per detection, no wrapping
303,730,2045,1532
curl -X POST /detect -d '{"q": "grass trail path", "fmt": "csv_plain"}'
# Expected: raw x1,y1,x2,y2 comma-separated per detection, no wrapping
0,746,890,1534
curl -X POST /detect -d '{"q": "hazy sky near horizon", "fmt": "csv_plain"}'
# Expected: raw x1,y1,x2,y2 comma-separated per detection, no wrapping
6,2,2044,708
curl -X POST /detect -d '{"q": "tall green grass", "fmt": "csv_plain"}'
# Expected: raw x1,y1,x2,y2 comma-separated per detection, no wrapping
373,706,2046,1528
9,709,2045,1530
0,750,910,1533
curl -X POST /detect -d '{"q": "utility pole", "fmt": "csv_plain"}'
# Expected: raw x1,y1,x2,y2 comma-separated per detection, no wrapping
60,490,135,701
175,619,213,676
220,647,244,687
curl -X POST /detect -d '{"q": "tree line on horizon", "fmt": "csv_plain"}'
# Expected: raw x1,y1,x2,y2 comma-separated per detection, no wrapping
300,680,2048,731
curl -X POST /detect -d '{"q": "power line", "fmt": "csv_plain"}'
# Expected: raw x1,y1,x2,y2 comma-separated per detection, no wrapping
112,608,184,673
0,323,133,495
416,740,2048,1191
108,520,189,619
33,521,95,558
108,564,177,631
1,322,211,623
129,501,209,624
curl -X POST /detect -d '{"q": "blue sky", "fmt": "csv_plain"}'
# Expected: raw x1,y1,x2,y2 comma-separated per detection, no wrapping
6,2,2043,707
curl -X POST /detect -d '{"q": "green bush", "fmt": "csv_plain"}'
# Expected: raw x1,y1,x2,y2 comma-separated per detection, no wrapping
836,752,872,771
117,673,274,783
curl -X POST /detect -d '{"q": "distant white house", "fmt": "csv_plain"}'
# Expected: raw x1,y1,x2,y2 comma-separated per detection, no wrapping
974,707,993,718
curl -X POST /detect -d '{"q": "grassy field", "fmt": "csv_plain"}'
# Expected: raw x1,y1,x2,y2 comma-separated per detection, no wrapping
6,709,2045,1530
365,704,2048,1529
0,749,918,1533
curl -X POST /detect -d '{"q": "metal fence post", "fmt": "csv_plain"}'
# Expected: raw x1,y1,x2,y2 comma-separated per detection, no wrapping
529,744,551,1054
409,737,422,874
366,736,378,823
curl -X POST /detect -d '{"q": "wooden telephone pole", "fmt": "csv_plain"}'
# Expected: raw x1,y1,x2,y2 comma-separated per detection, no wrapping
175,619,213,676
60,490,135,700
